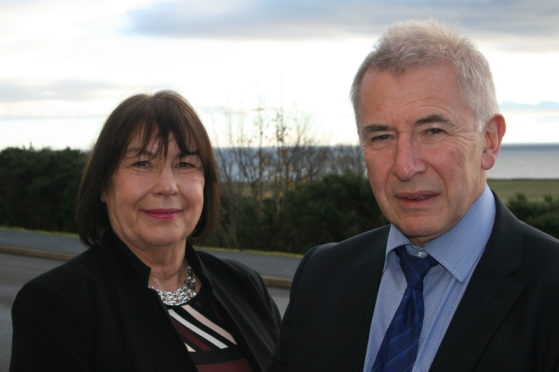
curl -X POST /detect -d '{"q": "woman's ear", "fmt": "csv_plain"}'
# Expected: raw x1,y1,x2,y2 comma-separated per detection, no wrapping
481,114,506,171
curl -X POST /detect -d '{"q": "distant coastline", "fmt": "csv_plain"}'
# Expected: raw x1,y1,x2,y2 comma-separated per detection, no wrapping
489,143,559,179
1,142,557,180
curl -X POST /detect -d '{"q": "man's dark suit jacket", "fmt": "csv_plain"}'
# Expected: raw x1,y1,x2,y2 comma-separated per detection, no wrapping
11,231,281,372
276,195,559,371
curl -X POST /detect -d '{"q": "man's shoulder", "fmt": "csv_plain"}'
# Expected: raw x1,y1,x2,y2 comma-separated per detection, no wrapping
313,225,389,253
516,219,559,274
298,225,390,272
494,196,559,253
519,220,559,247
493,199,559,279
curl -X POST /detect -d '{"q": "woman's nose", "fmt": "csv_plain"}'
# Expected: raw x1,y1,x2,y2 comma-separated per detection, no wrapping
153,166,179,196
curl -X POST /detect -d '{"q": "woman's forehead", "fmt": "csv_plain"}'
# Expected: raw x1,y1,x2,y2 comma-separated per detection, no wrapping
126,129,198,155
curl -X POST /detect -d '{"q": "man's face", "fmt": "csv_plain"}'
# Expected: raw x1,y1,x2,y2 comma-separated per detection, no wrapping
357,63,500,246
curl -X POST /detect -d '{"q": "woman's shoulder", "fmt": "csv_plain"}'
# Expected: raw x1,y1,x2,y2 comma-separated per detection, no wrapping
16,248,105,304
194,249,281,332
195,249,261,283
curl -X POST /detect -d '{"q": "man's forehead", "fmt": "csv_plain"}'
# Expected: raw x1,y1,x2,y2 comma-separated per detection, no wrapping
360,63,461,96
358,65,470,117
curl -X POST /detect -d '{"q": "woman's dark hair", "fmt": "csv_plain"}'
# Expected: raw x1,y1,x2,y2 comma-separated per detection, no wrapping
76,91,219,248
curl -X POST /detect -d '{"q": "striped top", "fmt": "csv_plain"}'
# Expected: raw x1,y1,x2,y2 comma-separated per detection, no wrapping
166,286,254,372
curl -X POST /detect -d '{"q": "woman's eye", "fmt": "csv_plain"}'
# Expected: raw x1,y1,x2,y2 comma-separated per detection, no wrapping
132,160,150,168
178,154,202,169
178,162,194,169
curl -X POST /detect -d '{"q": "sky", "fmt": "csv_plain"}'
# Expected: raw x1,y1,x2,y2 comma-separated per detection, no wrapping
1,0,559,150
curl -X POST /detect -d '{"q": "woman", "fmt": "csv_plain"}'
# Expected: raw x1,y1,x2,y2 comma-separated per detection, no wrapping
10,91,281,372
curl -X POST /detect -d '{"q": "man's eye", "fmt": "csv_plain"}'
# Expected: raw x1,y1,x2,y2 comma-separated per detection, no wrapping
372,134,391,142
426,128,444,135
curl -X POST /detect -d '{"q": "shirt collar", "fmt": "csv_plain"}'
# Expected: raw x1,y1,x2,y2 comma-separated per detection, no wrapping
386,185,496,282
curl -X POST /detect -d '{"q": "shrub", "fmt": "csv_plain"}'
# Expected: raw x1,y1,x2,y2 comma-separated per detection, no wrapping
0,147,86,232
507,193,559,238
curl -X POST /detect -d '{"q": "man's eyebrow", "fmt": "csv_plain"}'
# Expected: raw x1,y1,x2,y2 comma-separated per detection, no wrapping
362,115,452,132
415,114,451,125
363,124,391,132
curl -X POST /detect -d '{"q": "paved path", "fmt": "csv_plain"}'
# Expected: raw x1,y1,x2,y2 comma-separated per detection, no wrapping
0,253,63,372
0,228,300,288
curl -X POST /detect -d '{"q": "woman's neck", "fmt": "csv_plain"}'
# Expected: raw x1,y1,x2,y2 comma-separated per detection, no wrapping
127,240,188,291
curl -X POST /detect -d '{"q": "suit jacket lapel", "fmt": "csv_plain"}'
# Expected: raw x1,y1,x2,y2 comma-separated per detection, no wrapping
333,228,388,371
185,249,269,371
431,195,525,372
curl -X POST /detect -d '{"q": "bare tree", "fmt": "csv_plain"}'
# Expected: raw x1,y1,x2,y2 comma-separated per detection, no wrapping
326,145,366,176
214,104,366,249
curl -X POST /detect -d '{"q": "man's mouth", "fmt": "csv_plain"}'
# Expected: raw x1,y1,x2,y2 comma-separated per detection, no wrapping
396,192,437,201
409,195,431,200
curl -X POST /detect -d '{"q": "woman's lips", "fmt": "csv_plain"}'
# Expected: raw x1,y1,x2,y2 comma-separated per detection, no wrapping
142,209,183,220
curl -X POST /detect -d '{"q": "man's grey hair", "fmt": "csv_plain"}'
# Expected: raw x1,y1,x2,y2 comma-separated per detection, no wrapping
350,20,499,131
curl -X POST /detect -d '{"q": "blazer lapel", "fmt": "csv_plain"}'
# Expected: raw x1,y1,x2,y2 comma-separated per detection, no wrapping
196,255,277,372
333,228,388,371
430,195,525,372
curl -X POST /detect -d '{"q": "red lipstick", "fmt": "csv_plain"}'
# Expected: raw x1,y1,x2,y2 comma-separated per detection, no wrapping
142,209,183,220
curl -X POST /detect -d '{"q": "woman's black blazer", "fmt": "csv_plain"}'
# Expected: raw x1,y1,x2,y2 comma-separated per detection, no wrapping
10,231,281,372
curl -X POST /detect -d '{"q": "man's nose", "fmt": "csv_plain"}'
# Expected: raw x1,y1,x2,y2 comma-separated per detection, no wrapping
391,138,426,181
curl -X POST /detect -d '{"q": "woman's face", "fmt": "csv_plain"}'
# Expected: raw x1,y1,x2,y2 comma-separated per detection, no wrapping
103,132,205,253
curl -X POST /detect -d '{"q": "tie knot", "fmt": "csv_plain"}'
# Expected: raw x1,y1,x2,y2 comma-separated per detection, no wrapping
396,246,438,289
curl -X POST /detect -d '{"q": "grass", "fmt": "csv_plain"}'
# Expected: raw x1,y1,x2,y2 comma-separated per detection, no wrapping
488,179,559,202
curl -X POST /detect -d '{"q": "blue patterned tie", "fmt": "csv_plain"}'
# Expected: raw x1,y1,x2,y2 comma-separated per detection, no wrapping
371,246,438,372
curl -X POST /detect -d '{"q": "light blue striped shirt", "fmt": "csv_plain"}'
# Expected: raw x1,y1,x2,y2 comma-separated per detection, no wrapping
363,185,496,372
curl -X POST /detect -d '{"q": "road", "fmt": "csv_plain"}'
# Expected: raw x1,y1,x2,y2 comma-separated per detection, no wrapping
0,228,300,287
0,252,290,372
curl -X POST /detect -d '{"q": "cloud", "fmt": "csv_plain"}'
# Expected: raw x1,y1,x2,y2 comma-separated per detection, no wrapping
125,0,559,47
0,80,117,103
501,101,559,111
0,0,34,5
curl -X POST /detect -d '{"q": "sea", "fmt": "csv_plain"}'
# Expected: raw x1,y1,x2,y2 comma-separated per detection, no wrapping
489,143,559,179
216,144,559,180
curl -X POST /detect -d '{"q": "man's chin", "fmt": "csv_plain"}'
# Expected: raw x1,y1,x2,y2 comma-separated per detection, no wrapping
395,223,445,247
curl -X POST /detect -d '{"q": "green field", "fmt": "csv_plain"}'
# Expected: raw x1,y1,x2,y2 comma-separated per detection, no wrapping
488,179,559,202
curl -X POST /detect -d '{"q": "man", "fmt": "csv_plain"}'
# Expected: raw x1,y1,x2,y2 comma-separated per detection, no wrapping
275,20,559,372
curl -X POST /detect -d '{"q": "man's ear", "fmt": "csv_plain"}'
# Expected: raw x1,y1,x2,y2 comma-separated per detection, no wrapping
481,114,506,171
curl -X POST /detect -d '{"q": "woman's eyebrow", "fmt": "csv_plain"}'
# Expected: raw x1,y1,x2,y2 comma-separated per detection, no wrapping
124,148,156,158
179,149,200,157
